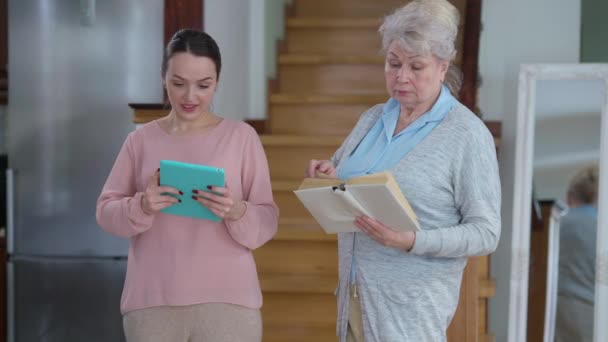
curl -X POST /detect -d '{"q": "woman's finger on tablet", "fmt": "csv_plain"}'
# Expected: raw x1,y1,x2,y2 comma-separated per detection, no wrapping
156,186,183,196
204,185,229,196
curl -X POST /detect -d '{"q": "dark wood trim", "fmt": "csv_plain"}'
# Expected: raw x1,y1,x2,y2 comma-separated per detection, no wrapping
484,121,501,138
162,0,203,102
128,104,267,134
0,243,5,342
245,120,267,135
0,3,6,339
0,0,8,105
459,0,482,114
164,0,204,45
527,201,555,342
128,103,169,110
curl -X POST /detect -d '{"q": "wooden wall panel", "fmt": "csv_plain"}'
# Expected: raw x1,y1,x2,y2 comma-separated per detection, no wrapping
527,201,554,342
164,0,204,44
459,0,482,112
0,0,7,104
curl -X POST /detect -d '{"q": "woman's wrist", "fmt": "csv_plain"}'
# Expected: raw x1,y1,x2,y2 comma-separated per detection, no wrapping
139,193,154,216
226,200,247,221
402,231,416,252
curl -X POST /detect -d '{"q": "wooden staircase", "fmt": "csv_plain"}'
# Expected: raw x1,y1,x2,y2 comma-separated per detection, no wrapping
255,3,396,341
254,0,496,341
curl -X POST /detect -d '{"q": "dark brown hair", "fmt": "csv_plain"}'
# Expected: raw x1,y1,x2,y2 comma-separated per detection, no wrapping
161,29,222,81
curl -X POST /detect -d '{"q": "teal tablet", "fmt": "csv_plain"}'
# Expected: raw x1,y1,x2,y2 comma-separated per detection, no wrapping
159,160,225,221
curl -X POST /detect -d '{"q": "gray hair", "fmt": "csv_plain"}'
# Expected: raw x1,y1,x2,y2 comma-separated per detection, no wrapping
567,164,600,205
379,0,462,94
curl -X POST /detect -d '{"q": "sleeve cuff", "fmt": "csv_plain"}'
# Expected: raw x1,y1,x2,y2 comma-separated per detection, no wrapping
409,229,437,255
129,192,155,229
224,201,252,231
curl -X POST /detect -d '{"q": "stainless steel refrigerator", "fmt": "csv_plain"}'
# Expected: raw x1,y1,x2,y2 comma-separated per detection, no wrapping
6,0,163,340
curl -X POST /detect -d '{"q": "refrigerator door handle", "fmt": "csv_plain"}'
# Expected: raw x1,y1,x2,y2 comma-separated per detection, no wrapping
6,168,14,255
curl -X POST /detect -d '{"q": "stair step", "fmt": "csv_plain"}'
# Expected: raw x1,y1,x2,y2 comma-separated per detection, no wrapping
270,103,364,136
270,93,386,105
279,54,384,65
287,25,381,56
276,218,336,242
269,93,386,136
273,181,312,220
263,137,343,180
254,239,338,278
259,273,337,294
261,135,344,146
287,17,381,29
263,325,336,342
294,0,405,18
262,292,336,329
278,63,385,94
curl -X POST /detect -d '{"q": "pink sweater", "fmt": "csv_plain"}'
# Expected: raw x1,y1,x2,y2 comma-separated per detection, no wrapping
96,119,279,314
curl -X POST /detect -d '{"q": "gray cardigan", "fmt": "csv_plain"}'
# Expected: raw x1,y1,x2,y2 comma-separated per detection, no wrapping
332,102,501,342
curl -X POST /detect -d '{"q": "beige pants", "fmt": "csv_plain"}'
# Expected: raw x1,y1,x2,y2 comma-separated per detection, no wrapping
123,303,262,342
347,284,365,342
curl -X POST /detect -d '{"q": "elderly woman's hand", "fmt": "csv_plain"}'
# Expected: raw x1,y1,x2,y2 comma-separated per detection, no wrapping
306,159,337,178
355,215,416,251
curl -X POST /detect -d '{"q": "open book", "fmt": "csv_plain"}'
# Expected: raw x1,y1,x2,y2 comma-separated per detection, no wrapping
293,171,420,234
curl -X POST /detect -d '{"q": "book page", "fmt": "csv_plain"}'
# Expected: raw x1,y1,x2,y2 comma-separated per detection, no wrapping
346,172,418,221
346,183,419,232
293,187,361,233
333,188,371,217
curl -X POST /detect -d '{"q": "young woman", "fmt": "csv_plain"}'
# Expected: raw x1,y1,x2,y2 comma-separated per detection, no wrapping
96,29,278,342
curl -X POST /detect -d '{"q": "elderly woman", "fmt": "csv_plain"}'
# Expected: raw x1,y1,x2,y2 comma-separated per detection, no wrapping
306,0,501,341
556,164,599,342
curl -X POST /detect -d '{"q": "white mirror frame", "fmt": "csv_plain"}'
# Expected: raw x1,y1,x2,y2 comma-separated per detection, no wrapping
509,63,608,342
544,202,566,342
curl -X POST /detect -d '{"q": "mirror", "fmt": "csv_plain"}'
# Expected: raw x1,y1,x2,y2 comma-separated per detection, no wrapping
533,79,603,342
509,64,608,342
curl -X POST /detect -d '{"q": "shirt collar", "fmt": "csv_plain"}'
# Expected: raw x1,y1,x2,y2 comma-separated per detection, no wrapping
381,84,456,137
571,204,598,214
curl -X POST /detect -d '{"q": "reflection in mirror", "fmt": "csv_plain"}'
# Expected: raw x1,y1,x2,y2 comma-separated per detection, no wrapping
531,79,603,342
555,164,599,342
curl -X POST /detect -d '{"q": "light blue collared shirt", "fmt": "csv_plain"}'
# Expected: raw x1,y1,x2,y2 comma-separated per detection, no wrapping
338,85,456,180
337,85,456,283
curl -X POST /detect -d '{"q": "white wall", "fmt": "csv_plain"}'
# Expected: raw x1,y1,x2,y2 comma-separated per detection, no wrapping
265,0,291,80
249,0,266,119
478,1,581,341
250,0,292,119
204,0,251,120
204,0,290,120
